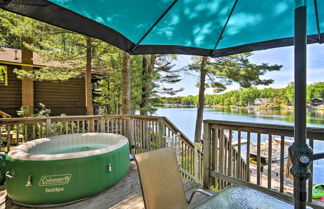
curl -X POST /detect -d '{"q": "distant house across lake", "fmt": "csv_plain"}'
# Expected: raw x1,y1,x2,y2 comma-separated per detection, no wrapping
0,48,101,117
253,98,268,106
310,98,323,106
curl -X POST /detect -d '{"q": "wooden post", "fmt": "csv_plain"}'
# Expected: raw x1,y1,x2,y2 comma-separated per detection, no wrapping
85,36,94,115
128,117,135,154
21,37,34,114
46,119,51,137
203,121,211,188
121,52,131,115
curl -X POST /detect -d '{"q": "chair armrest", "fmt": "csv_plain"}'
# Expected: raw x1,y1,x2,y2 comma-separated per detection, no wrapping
188,189,214,204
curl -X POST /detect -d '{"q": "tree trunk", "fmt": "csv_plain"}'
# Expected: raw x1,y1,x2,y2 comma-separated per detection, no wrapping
194,56,208,143
140,56,149,115
140,55,156,115
85,36,94,115
121,51,131,115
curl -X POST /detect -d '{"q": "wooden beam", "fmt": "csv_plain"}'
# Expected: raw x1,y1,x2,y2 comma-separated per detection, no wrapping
85,36,94,115
21,37,34,114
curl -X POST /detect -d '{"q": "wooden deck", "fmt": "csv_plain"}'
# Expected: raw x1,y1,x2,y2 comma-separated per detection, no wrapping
0,162,208,209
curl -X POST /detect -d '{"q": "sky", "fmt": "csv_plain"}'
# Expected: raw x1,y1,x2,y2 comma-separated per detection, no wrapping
165,44,324,96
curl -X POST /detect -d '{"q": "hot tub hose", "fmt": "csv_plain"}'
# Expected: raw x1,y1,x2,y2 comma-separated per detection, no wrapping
5,170,14,179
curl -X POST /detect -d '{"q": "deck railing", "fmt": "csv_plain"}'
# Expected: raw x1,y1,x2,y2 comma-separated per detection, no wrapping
203,120,324,209
0,115,203,183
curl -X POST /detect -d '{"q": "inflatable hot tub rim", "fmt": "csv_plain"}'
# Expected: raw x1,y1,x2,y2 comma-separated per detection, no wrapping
8,133,129,161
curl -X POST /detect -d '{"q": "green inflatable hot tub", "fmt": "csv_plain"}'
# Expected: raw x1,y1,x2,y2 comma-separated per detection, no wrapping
5,133,129,206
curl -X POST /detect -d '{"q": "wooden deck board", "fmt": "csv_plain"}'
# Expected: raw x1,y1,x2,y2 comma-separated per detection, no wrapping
0,162,208,209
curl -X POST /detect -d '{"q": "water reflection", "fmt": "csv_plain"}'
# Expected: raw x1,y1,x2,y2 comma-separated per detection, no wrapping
205,107,324,126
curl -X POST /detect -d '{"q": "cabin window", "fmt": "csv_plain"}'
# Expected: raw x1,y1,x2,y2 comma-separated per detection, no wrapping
0,65,8,86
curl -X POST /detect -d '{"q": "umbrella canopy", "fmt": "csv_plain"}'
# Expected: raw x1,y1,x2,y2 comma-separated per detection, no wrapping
0,0,322,56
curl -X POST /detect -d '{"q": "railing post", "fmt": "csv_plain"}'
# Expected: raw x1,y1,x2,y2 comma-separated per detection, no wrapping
100,117,105,133
203,121,211,188
128,117,135,154
46,119,51,137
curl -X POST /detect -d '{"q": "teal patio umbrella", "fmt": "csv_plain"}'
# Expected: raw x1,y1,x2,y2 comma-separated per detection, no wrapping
1,0,324,208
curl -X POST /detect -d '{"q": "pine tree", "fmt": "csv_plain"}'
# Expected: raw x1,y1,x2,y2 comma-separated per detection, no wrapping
139,54,183,115
185,53,282,142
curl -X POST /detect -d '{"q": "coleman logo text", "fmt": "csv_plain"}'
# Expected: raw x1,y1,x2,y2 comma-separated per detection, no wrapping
39,174,72,186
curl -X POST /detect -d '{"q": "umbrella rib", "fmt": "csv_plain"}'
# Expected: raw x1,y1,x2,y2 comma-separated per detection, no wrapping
130,0,179,52
314,0,322,43
211,0,238,57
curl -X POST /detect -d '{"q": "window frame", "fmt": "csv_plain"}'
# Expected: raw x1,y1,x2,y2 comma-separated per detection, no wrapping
0,65,8,86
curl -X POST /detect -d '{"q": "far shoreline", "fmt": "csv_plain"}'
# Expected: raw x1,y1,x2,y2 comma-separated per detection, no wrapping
157,104,324,111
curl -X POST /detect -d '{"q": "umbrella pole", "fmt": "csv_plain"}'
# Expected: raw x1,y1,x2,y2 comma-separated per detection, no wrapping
290,3,312,209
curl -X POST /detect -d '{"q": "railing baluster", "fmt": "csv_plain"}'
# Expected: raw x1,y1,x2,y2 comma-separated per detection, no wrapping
211,128,216,187
15,125,19,145
59,122,62,135
214,128,219,188
65,121,69,134
308,138,314,202
46,119,51,137
76,120,80,133
237,130,241,179
32,124,36,140
39,123,43,138
246,132,251,182
203,122,211,188
228,130,232,177
185,144,189,175
267,134,272,189
278,136,284,194
220,129,225,189
24,125,28,142
6,125,11,152
257,133,261,186
141,120,144,152
224,130,228,178
70,121,74,134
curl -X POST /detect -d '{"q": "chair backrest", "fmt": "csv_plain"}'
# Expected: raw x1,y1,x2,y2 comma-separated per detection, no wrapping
0,111,11,118
135,147,189,209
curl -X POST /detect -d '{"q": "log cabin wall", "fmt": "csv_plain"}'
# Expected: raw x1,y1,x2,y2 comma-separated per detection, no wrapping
34,76,86,116
0,64,87,116
0,65,22,117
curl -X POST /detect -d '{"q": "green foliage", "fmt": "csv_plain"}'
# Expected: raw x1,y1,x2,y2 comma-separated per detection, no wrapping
160,82,324,108
14,67,81,81
137,55,182,115
0,10,184,116
307,82,324,103
185,53,282,91
17,103,51,117
0,10,21,48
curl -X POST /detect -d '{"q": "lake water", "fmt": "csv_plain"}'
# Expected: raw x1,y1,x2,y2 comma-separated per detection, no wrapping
154,107,324,184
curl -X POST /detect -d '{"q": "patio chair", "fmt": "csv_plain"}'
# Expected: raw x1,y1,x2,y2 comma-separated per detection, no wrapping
135,147,213,209
135,147,304,209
